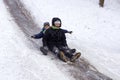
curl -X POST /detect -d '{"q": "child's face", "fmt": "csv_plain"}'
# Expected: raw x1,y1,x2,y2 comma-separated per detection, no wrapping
54,21,61,27
44,25,50,29
55,23,60,27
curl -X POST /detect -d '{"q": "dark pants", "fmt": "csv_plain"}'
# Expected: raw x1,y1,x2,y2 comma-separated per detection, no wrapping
49,46,73,58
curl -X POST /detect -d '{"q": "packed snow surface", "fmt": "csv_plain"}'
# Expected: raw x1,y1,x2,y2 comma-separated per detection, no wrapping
21,0,120,80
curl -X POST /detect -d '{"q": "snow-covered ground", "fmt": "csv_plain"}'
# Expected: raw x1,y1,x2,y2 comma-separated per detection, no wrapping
20,0,120,80
0,0,73,80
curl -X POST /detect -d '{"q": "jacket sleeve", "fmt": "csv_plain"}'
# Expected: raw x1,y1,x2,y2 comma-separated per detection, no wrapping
62,29,69,33
33,31,44,39
62,30,68,46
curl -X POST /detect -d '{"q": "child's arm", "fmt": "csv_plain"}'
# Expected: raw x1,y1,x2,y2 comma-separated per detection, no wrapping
31,31,44,39
62,29,73,34
31,27,45,39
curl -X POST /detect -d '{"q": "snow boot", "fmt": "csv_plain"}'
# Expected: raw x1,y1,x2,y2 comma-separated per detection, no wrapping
70,52,81,62
59,51,68,62
40,47,48,55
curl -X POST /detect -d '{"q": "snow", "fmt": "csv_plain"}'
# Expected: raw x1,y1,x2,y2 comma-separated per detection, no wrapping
20,0,120,80
0,0,72,80
1,0,120,80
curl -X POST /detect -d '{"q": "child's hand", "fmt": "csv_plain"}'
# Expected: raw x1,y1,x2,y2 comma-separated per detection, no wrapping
68,31,73,34
31,35,35,38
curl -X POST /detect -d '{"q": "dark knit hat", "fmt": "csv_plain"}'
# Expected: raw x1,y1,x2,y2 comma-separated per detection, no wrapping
43,22,50,26
52,17,62,27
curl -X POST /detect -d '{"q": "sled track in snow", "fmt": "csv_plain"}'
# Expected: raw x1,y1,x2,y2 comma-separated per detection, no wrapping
4,0,41,50
4,0,112,80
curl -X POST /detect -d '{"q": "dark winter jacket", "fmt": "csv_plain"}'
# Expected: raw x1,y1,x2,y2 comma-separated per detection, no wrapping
33,28,70,39
43,27,68,50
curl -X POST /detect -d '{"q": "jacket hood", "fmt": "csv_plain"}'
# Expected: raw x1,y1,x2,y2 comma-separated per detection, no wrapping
52,17,62,27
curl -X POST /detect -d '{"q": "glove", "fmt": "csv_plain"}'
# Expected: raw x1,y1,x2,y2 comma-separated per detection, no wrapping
31,35,35,38
68,31,73,34
43,46,48,50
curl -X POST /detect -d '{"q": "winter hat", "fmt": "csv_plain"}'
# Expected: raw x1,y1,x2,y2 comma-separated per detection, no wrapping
43,22,50,27
52,17,62,27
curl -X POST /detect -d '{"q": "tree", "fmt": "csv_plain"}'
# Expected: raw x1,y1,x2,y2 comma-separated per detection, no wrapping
99,0,104,7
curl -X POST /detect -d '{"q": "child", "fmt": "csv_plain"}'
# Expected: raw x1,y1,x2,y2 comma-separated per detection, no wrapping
31,22,50,39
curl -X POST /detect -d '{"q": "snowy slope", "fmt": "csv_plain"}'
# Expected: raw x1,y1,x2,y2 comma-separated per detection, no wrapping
0,0,73,80
20,0,120,80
